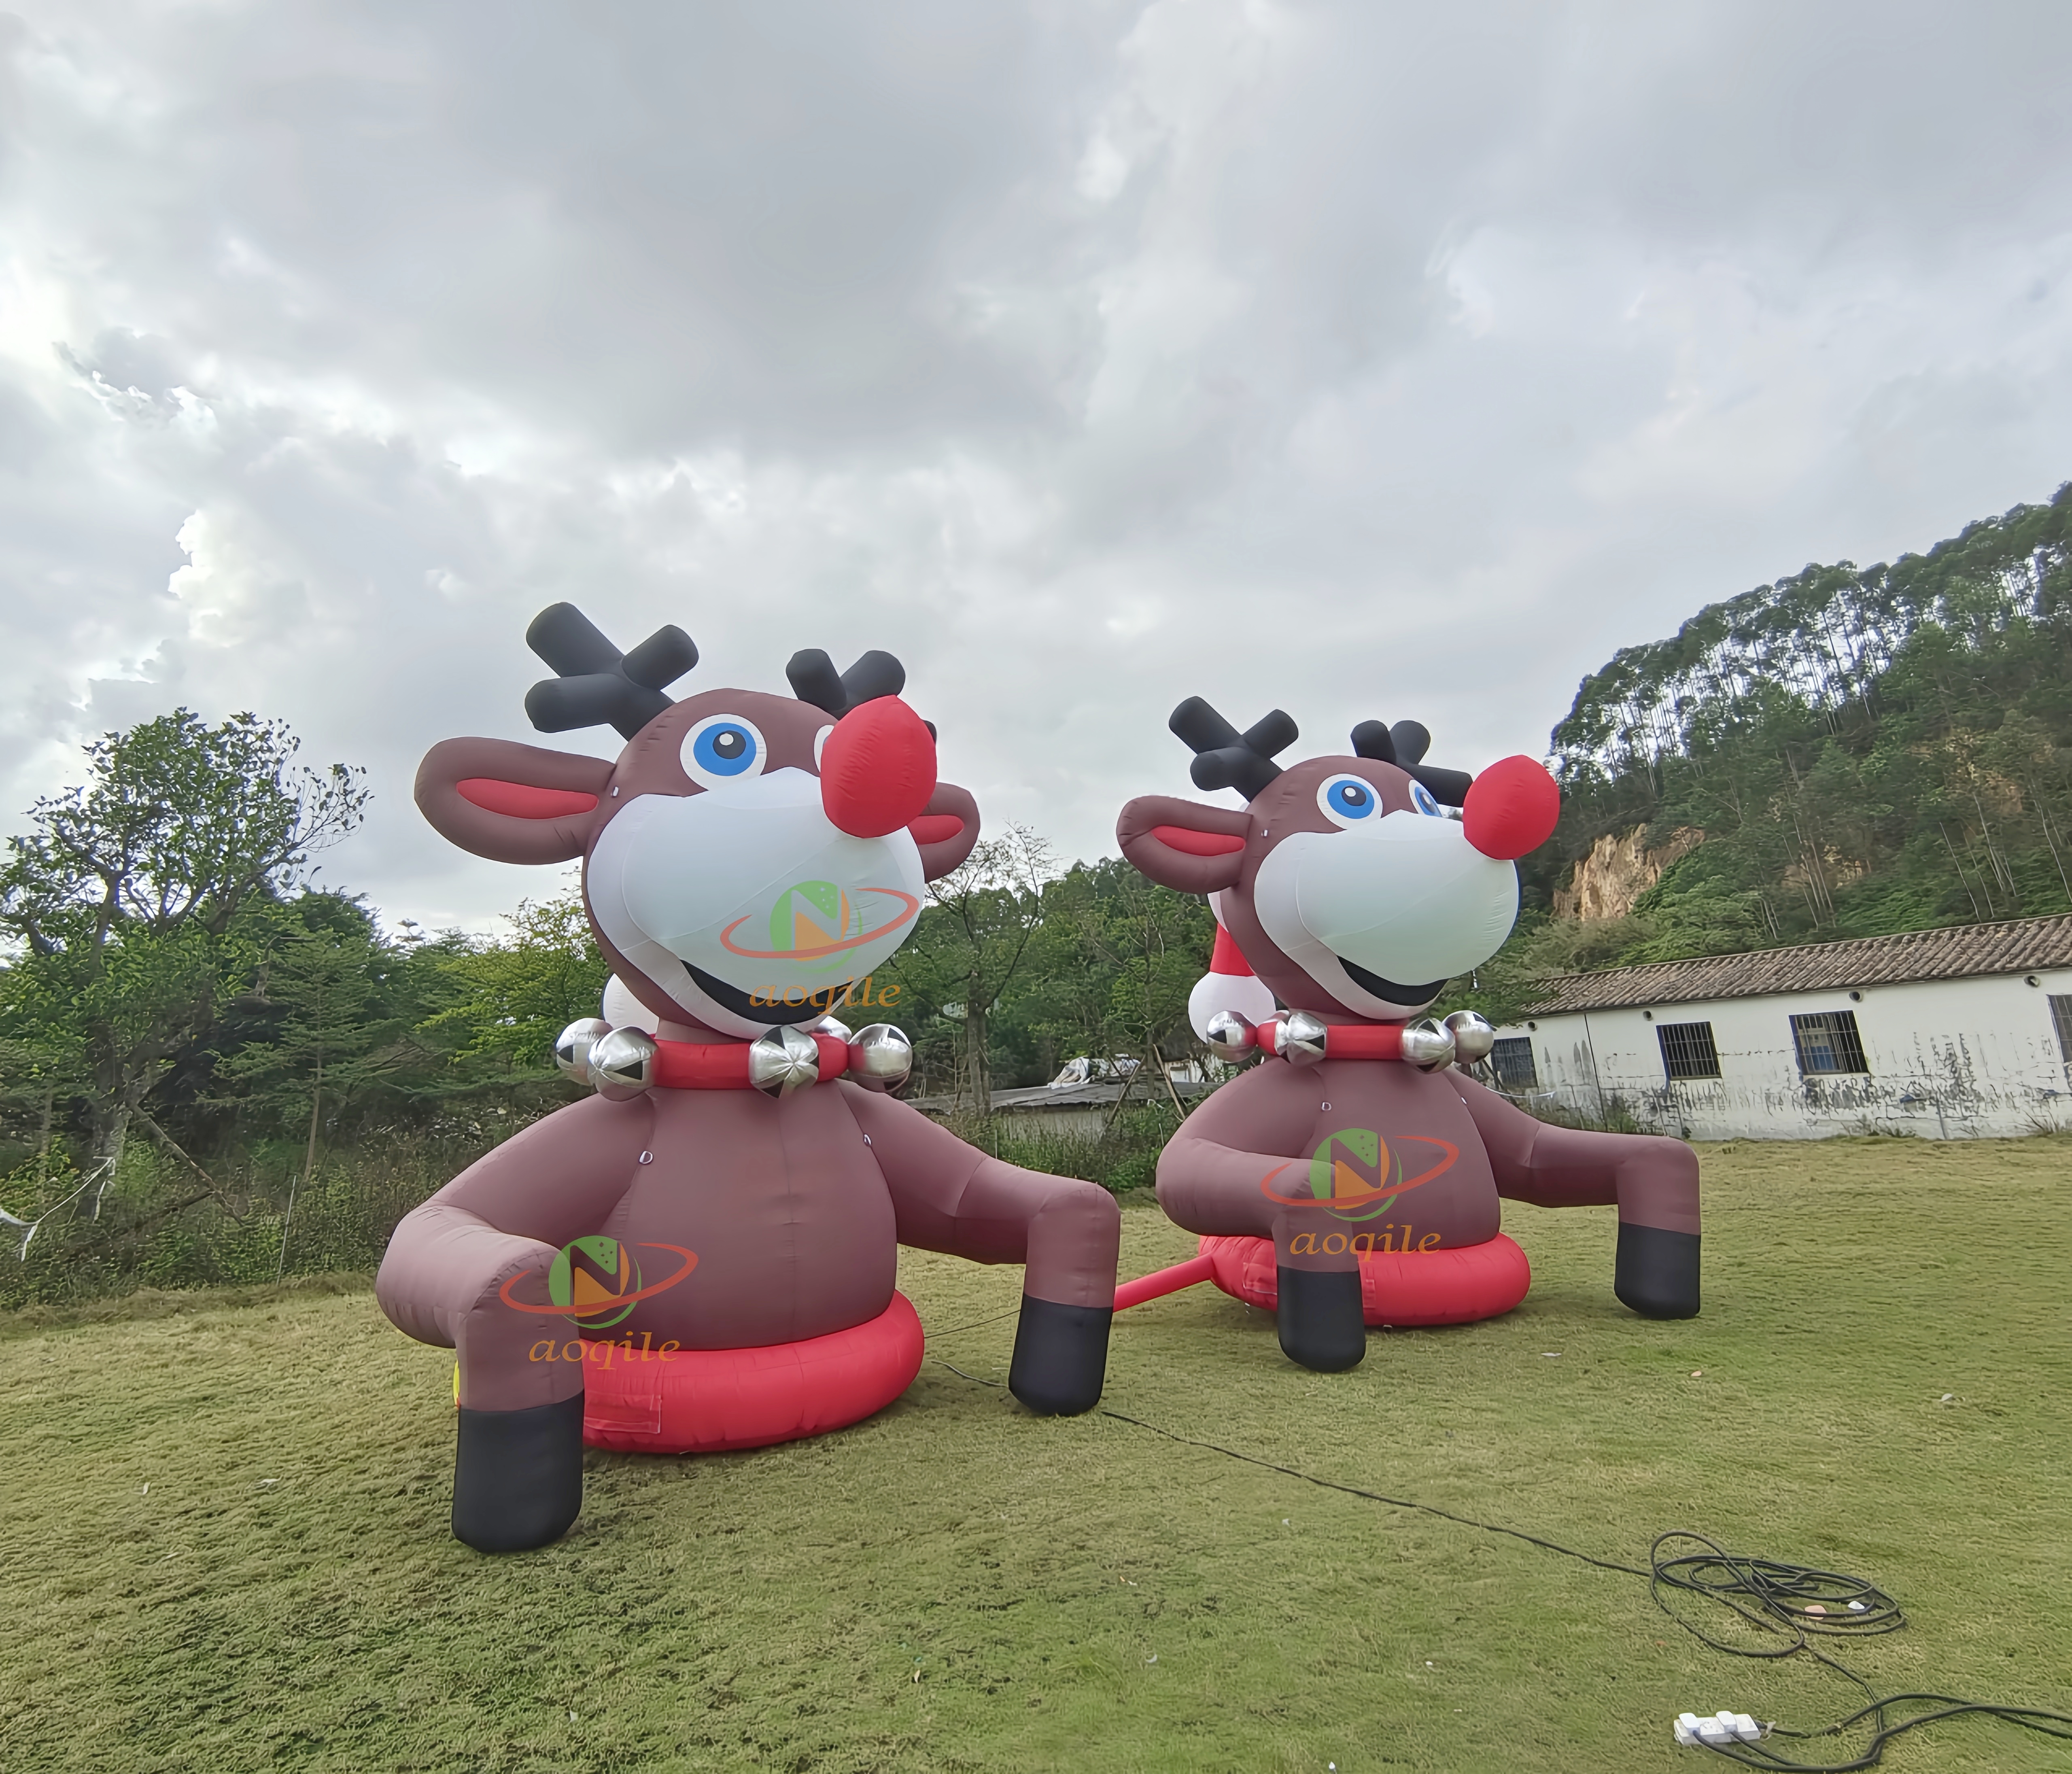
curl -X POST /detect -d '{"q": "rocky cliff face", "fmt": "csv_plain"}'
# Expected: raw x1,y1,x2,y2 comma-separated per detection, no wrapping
1552,828,1704,922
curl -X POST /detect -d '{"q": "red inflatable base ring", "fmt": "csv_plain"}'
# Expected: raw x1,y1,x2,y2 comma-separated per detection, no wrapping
580,1291,926,1454
1198,1232,1531,1327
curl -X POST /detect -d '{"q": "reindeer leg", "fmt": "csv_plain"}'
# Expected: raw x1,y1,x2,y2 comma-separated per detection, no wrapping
968,1159,1121,1414
376,1096,652,1551
1008,1296,1114,1416
1155,1108,1368,1373
844,1086,1120,1415
1272,1207,1367,1372
380,1204,587,1551
454,1395,586,1553
1614,1222,1701,1320
1454,1074,1702,1320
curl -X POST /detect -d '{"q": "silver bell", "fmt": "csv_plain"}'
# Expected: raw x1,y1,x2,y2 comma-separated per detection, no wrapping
846,1023,914,1093
815,1014,854,1044
749,1023,824,1098
1203,1010,1257,1063
1280,1009,1330,1067
553,1018,613,1085
1399,1016,1456,1071
590,1026,659,1091
1443,1010,1495,1065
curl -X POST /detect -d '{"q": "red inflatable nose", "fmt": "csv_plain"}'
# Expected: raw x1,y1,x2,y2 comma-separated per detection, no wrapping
819,696,939,838
1462,755,1560,860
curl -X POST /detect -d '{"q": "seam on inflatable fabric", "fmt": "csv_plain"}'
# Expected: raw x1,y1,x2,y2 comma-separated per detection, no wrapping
945,1145,994,1254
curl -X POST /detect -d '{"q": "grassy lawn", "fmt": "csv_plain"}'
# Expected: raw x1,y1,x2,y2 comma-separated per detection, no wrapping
1,1137,2068,1773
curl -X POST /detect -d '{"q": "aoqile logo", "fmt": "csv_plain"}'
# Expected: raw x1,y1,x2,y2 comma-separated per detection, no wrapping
720,877,920,972
1259,1129,1458,1227
497,1234,698,1330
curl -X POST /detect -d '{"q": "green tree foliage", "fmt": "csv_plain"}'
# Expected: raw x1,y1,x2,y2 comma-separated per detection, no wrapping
423,885,611,1070
883,825,1056,1107
1496,482,2072,991
1019,860,1214,1099
208,894,409,1179
0,711,367,1207
883,854,1216,1101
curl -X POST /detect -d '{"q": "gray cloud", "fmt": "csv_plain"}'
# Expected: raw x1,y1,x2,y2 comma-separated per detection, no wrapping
3,0,2070,929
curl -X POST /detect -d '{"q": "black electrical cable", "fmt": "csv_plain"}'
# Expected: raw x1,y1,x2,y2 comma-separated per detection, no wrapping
928,1348,2072,1768
1096,1403,1649,1578
1642,1531,2072,1771
924,1305,1023,1339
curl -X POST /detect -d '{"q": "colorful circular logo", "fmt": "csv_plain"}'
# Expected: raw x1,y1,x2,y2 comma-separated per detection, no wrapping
718,879,920,974
1257,1129,1458,1221
497,1235,699,1328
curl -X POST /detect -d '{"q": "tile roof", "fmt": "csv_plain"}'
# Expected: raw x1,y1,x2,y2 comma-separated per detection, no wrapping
908,1078,1212,1115
1518,914,2072,1016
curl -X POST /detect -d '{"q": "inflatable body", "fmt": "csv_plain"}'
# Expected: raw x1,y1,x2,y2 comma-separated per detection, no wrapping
379,607,1119,1551
1115,700,1700,1371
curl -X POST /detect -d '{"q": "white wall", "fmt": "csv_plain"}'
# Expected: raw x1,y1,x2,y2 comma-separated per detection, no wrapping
1496,969,2072,1140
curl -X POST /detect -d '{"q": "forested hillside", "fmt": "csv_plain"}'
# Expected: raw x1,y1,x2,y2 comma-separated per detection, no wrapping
1464,482,2072,1022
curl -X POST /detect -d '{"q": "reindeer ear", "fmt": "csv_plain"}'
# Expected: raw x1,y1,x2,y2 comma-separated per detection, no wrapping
909,783,979,880
415,738,614,864
1118,795,1251,893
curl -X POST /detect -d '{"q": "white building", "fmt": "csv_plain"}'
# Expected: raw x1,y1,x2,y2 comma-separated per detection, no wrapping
1492,915,2072,1140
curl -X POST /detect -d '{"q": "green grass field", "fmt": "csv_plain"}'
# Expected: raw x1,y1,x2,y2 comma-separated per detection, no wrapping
2,1137,2068,1773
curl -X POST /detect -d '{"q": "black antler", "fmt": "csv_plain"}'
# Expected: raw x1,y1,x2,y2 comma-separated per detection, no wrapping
1351,718,1473,806
523,604,698,740
785,648,906,717
1170,696,1298,800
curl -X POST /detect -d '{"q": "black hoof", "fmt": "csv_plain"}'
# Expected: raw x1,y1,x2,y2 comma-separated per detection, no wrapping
1276,1266,1365,1372
1615,1222,1700,1320
453,1392,585,1552
1008,1296,1111,1415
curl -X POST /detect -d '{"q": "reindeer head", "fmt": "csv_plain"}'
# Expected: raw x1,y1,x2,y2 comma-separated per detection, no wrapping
416,605,979,1038
1117,698,1558,1021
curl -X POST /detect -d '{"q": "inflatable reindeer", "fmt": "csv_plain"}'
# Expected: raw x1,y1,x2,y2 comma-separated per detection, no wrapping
1113,698,1699,1372
379,606,1119,1552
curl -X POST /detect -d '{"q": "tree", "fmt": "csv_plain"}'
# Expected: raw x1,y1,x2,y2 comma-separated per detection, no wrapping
1519,482,2072,976
424,884,611,1070
208,894,400,1176
0,710,367,1209
892,825,1055,1110
1010,859,1212,1100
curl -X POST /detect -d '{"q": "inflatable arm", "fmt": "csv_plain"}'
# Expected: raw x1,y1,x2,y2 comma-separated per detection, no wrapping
376,1092,657,1413
1153,1071,1357,1267
1155,1072,1320,1232
841,1084,1120,1413
1450,1073,1700,1319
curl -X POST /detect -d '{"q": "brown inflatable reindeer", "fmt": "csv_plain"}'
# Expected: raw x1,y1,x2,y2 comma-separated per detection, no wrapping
379,606,1119,1551
1115,698,1699,1372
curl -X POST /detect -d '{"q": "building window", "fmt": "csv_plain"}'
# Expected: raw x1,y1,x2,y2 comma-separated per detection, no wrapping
1657,1021,1721,1080
1488,1036,1538,1091
2051,995,2072,1067
1791,1010,1868,1076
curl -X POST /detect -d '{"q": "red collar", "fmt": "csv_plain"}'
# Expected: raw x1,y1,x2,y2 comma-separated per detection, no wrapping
649,1030,851,1090
573,1021,913,1097
1255,1011,1456,1069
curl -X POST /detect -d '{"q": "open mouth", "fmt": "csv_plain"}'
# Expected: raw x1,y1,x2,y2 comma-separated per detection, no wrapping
689,964,855,1026
1340,956,1446,1008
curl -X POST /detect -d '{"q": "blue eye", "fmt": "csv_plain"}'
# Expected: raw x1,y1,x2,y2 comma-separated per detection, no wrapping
694,725,756,775
681,715,768,786
1410,782,1442,817
1318,775,1379,826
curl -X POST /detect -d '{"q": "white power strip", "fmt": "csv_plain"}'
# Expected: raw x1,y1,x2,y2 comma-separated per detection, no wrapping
1675,1710,1764,1747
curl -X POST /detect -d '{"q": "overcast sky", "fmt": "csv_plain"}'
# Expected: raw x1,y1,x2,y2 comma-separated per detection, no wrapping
4,1,2070,930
